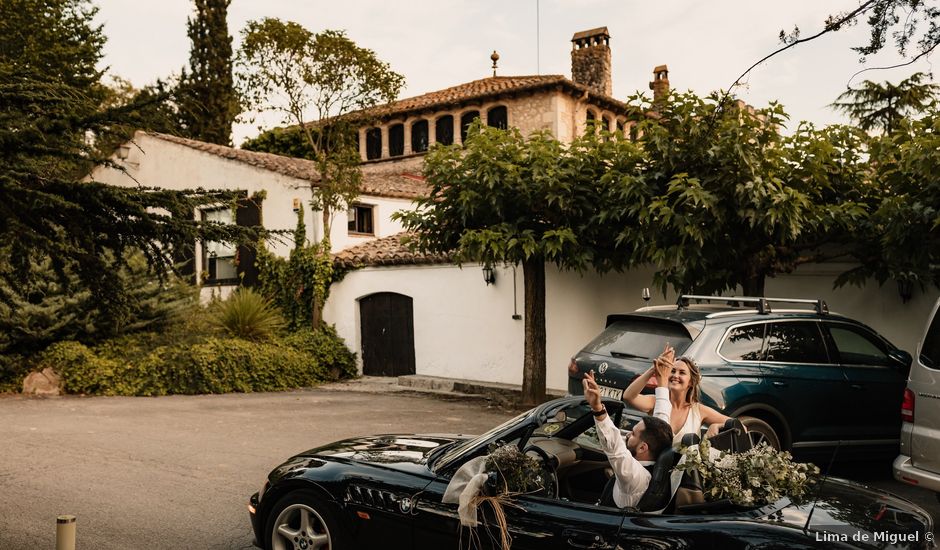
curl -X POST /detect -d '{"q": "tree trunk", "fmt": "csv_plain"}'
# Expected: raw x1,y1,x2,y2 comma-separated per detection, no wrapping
521,257,547,406
741,274,765,297
322,206,331,243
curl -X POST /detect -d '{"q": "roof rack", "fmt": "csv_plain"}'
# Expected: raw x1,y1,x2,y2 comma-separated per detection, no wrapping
676,295,829,315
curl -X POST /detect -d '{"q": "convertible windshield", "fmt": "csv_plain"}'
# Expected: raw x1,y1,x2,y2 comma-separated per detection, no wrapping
432,410,530,473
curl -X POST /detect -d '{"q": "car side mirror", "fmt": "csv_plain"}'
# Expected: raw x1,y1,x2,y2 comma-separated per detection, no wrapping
888,349,913,369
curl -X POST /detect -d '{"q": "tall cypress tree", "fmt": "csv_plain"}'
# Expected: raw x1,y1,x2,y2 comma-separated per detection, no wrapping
179,0,238,145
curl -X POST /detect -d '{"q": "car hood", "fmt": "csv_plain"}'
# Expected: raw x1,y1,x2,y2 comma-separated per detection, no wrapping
296,433,468,468
768,477,933,546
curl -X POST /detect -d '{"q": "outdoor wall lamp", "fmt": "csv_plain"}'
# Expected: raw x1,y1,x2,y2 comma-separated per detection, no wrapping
117,144,130,160
897,277,914,303
482,265,496,286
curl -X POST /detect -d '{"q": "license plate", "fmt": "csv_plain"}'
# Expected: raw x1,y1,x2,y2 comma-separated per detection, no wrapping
598,385,622,399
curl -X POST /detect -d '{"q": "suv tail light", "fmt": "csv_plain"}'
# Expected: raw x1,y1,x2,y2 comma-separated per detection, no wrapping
568,358,580,378
901,388,915,423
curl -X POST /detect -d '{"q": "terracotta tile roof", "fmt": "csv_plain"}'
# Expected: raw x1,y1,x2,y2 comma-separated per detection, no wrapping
359,157,430,200
333,232,452,269
148,132,320,180
366,75,630,119
146,132,429,200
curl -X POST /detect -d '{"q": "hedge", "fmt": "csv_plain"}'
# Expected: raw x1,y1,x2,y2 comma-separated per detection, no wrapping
28,326,356,396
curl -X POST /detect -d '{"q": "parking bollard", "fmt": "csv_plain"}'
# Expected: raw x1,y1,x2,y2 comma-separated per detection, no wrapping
56,515,76,550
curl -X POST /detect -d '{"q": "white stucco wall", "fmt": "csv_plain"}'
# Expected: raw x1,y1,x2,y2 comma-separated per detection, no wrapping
91,133,413,255
326,262,939,392
323,264,526,385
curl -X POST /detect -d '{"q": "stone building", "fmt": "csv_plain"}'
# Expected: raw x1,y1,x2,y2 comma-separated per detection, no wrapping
91,27,937,391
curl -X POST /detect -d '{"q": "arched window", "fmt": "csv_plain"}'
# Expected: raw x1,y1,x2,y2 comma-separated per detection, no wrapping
435,115,454,146
487,106,508,129
585,109,597,134
388,123,404,157
365,128,382,160
411,120,429,153
460,110,480,143
601,115,611,132
616,120,625,134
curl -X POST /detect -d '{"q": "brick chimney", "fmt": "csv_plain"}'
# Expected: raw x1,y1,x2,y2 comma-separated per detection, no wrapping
649,65,669,102
571,27,612,96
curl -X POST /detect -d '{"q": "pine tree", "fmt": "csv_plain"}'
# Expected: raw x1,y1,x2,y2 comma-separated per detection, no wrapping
0,0,263,319
179,0,238,145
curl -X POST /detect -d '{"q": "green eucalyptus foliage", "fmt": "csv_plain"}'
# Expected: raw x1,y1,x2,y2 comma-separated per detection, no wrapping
676,437,819,506
210,288,285,341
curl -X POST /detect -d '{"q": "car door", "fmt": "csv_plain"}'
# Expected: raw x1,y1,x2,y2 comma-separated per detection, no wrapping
822,321,907,443
758,320,849,447
910,299,940,476
411,477,628,549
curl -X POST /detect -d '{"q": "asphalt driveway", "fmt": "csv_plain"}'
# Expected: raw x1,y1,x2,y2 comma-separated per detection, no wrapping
0,383,935,549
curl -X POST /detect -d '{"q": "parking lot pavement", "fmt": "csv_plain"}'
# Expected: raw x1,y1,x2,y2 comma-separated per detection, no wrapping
0,384,935,549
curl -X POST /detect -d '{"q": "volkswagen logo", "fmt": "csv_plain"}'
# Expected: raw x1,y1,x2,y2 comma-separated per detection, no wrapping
598,362,608,374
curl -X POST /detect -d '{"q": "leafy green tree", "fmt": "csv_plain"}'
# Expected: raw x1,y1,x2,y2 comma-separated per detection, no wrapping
237,19,403,327
178,0,238,145
831,72,938,133
395,122,644,405
623,91,870,296
0,252,197,354
236,18,405,240
841,110,940,292
0,0,264,318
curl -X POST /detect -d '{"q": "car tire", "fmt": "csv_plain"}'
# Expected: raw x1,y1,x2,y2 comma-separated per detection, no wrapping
739,416,781,450
266,489,347,550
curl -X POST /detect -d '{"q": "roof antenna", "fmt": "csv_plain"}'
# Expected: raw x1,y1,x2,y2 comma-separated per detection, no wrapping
536,0,540,74
803,441,840,533
491,50,500,77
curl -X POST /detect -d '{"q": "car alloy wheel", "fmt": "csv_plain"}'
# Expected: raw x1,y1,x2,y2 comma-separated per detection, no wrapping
738,416,781,450
271,502,332,550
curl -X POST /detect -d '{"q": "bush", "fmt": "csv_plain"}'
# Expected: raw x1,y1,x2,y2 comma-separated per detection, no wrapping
30,323,357,396
283,325,357,379
211,288,285,341
0,354,29,393
38,341,127,395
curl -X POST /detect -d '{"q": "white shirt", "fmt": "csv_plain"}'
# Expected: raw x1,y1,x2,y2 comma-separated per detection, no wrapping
595,387,672,508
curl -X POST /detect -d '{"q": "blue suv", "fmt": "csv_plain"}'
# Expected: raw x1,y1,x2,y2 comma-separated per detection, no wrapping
568,295,912,460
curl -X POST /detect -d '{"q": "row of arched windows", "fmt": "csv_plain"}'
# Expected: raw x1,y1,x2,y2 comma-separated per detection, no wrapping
362,106,509,161
585,108,633,136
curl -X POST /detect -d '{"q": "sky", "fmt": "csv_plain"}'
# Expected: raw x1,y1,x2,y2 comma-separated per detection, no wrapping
92,0,938,145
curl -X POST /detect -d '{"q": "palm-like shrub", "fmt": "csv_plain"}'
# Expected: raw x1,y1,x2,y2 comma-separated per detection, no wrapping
211,288,285,341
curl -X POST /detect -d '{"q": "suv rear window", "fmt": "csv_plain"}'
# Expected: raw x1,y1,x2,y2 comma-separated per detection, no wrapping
922,308,940,369
720,324,766,361
582,319,692,360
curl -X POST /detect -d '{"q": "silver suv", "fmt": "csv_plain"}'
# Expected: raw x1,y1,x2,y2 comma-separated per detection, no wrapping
893,298,940,502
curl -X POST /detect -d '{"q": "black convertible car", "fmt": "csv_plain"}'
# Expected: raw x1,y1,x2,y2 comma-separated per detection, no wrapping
248,397,934,549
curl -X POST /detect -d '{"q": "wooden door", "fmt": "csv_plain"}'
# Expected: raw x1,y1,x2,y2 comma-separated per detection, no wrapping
359,292,415,377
